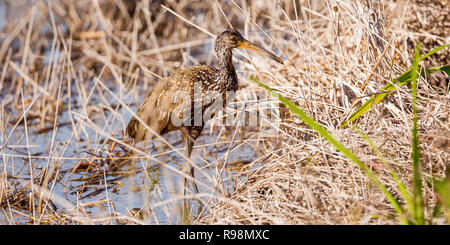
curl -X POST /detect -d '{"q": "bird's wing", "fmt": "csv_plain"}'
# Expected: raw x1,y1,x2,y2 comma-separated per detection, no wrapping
127,66,217,142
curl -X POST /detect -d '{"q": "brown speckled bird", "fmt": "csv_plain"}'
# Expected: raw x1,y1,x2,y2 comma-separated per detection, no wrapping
127,29,283,195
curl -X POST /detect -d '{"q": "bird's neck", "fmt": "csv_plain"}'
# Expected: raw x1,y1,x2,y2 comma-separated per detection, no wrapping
216,50,238,91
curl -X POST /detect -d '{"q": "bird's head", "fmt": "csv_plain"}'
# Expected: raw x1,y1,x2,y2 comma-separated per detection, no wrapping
214,29,283,64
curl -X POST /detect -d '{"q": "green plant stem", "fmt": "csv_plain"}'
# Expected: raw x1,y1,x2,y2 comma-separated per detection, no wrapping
411,43,425,225
251,76,408,224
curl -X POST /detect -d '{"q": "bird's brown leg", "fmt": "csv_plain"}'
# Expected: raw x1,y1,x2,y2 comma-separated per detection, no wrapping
181,128,198,194
180,128,203,219
186,139,201,195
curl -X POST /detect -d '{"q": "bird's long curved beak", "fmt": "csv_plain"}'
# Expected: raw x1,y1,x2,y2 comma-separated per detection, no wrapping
237,40,284,64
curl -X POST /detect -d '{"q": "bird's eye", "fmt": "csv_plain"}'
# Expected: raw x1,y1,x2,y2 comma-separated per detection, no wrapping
231,37,238,43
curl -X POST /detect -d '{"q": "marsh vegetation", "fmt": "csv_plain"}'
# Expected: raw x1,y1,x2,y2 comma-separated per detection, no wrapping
0,0,448,224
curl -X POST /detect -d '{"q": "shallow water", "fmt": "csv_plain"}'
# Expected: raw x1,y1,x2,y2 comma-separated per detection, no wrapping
0,1,279,224
1,77,265,224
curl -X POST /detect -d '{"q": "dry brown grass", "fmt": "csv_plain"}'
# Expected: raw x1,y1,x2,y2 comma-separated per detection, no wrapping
0,0,448,224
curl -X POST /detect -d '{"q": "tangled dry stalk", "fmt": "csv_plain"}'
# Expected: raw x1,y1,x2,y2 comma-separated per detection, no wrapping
0,0,448,224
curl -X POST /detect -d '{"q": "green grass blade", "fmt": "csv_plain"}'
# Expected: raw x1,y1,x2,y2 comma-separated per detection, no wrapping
339,69,412,128
424,65,450,77
432,176,450,220
418,43,450,62
411,42,424,225
436,177,450,209
340,44,450,128
250,75,407,224
354,127,414,221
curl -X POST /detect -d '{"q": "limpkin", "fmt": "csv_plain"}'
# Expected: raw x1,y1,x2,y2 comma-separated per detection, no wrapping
127,29,283,199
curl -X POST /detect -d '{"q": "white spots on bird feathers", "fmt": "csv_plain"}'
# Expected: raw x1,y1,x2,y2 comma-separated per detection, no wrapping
156,89,165,106
130,64,237,141
167,65,225,93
